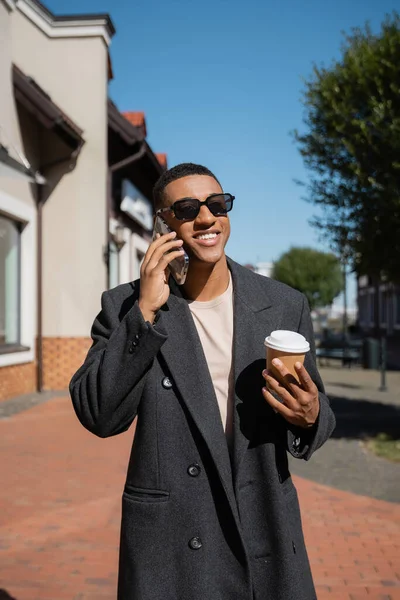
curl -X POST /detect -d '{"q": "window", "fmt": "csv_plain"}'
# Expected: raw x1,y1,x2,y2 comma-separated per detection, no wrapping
108,240,119,289
358,293,368,325
0,190,35,367
131,234,149,281
370,292,375,324
380,289,387,326
0,215,21,347
395,292,400,327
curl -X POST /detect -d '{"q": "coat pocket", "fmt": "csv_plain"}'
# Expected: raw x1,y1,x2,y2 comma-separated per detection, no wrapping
123,484,170,503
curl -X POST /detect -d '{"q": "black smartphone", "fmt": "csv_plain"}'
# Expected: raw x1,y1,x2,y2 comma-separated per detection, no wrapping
152,215,189,285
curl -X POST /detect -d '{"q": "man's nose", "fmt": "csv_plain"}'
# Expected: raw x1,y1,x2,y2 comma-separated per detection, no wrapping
195,204,216,225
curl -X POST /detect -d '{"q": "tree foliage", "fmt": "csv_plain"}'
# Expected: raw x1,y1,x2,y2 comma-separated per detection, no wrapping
294,12,400,281
272,247,343,311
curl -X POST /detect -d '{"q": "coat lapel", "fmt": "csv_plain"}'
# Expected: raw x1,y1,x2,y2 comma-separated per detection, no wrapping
158,290,238,519
228,259,283,483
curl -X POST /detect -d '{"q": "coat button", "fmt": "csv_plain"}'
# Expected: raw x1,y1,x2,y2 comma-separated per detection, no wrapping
188,536,202,550
162,377,173,389
128,341,138,354
187,463,201,477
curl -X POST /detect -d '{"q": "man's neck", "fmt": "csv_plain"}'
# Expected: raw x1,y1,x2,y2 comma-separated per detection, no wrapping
183,256,230,302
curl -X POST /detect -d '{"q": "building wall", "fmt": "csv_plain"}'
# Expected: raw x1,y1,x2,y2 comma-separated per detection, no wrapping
0,1,37,208
358,280,400,369
42,336,92,391
12,9,109,338
0,6,37,398
5,7,109,392
358,282,400,336
0,361,36,402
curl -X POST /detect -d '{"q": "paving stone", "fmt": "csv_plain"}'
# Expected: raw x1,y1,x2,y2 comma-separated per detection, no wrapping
290,366,400,503
0,374,399,599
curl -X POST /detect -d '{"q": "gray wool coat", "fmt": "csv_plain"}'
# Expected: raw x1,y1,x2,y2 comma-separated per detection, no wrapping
70,258,336,600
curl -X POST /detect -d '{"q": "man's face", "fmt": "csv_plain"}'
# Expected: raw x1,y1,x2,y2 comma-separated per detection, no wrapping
162,175,231,265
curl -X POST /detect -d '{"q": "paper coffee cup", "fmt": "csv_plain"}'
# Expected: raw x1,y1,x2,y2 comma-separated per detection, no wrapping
264,330,310,383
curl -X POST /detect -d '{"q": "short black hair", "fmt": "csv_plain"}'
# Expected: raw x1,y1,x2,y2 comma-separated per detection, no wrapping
153,162,221,210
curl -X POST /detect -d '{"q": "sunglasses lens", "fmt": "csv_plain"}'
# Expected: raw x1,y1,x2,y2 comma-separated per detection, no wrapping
174,199,199,220
208,194,232,215
172,194,233,220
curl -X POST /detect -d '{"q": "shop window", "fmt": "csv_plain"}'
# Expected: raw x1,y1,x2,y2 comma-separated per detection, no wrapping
0,215,21,346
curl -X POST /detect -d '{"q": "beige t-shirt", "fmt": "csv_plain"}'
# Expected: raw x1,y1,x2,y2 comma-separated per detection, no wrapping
187,274,234,446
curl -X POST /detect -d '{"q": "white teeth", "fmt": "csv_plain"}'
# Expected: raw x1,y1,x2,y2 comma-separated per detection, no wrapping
197,233,217,240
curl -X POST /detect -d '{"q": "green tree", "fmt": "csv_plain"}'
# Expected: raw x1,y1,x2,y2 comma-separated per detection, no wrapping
294,12,400,281
272,248,343,311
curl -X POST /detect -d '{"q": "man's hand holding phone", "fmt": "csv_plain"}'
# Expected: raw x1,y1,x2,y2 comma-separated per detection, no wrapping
138,232,185,324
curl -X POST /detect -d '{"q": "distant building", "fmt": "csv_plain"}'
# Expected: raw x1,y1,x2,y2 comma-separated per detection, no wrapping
254,262,274,278
357,275,400,368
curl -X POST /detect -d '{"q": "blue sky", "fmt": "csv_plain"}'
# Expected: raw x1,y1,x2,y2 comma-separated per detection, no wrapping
48,0,397,308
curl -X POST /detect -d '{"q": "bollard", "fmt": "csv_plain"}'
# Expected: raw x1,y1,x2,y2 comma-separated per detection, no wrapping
379,336,387,392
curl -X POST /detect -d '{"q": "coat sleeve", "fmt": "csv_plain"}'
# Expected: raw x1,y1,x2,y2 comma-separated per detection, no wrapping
285,294,336,460
69,290,167,438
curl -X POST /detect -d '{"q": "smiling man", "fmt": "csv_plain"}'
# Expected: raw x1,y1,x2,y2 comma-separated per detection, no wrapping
70,163,336,600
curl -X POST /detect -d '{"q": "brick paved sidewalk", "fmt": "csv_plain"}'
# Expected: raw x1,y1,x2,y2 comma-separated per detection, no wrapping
296,478,400,600
0,396,399,600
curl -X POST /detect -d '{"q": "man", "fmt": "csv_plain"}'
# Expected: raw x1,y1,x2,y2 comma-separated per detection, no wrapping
70,163,336,600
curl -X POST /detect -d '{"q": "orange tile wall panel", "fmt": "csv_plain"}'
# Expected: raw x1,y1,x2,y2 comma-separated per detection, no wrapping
0,362,36,402
42,337,92,391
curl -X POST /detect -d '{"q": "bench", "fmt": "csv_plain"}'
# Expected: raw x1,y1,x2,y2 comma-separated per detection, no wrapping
316,347,361,368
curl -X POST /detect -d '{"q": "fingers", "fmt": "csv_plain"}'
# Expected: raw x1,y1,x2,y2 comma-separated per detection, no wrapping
147,240,184,271
269,359,302,395
142,232,177,271
262,364,320,428
262,370,297,410
294,362,315,393
143,237,184,274
262,386,293,420
156,249,186,273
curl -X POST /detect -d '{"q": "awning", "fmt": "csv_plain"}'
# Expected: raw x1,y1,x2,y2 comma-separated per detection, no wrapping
13,64,84,152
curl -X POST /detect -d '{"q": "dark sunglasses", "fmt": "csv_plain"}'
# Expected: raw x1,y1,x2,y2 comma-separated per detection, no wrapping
157,193,235,221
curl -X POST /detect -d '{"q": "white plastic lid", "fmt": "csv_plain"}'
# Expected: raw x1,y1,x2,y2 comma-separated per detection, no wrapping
264,330,310,353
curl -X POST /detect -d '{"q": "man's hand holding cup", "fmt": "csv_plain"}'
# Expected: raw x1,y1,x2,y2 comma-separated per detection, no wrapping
262,330,320,429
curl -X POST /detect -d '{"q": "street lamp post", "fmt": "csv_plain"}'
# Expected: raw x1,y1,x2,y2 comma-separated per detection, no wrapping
379,335,387,392
342,259,349,366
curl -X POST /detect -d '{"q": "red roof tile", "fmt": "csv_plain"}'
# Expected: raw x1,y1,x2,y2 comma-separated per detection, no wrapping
156,153,168,168
123,112,147,137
